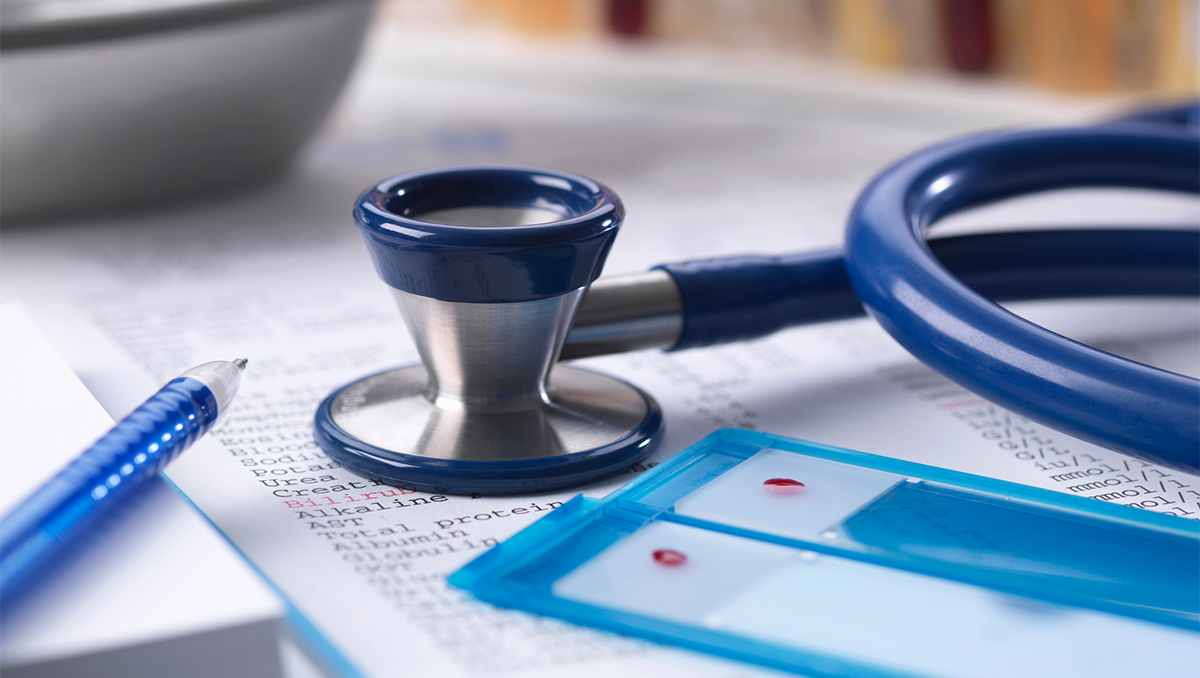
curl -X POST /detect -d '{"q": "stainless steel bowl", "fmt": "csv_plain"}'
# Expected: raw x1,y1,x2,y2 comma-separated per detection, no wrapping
1,0,375,221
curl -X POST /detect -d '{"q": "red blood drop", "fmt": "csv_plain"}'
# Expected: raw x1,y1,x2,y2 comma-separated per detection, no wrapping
653,549,687,566
764,478,805,493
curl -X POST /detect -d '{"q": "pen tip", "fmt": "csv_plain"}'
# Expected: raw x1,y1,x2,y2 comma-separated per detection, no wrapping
232,358,248,371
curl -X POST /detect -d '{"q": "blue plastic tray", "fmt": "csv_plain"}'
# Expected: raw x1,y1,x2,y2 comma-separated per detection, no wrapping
449,429,1199,678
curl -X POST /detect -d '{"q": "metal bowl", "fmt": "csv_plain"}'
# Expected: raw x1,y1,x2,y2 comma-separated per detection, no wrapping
0,0,375,222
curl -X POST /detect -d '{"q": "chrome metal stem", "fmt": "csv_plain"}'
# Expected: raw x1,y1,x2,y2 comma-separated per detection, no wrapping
561,270,684,360
392,288,585,412
392,268,682,415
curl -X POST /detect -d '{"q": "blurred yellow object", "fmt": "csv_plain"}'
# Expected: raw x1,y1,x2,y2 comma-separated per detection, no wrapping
1113,0,1157,89
1024,0,1118,93
494,0,588,36
833,0,925,71
1154,0,1199,94
950,0,1185,92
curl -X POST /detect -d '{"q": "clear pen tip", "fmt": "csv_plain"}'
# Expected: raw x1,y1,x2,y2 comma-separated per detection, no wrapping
180,360,247,415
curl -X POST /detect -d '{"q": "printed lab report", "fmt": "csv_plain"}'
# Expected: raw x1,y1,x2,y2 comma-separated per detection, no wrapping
4,27,1198,678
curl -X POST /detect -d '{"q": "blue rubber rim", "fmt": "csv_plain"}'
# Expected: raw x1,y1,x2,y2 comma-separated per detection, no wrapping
354,165,624,303
313,367,664,495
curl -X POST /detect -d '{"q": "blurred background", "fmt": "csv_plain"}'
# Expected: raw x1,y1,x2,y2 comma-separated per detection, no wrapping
389,0,1198,95
2,0,1196,224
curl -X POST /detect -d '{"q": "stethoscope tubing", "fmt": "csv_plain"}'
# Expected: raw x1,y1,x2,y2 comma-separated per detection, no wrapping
654,228,1199,351
844,124,1199,473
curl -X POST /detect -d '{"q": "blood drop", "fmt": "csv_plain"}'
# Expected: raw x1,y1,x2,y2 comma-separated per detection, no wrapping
763,478,805,493
652,549,687,566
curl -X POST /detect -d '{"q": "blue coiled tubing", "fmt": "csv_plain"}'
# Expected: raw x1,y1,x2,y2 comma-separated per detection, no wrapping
660,107,1199,473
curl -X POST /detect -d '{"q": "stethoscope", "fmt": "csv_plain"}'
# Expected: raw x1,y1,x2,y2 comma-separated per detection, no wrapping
315,103,1199,495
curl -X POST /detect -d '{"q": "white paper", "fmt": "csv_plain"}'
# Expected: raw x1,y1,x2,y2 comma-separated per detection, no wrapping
3,26,1197,678
0,304,117,516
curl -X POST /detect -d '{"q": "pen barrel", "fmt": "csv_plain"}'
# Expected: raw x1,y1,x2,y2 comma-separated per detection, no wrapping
0,377,218,600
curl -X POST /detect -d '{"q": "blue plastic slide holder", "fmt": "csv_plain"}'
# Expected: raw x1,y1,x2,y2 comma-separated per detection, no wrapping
448,429,1199,678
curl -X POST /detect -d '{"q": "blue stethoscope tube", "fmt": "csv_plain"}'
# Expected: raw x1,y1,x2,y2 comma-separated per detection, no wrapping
659,229,1199,350
849,124,1198,474
657,113,1199,474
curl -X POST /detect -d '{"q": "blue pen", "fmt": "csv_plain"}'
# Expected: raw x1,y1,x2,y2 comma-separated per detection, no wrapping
0,359,247,600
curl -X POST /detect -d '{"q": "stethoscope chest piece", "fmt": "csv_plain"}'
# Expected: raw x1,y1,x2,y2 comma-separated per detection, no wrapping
314,166,662,495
